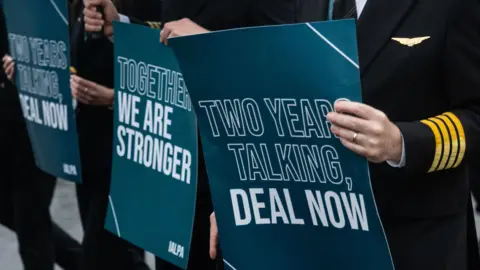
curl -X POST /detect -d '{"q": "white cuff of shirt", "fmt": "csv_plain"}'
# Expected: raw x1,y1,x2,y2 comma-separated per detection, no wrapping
386,133,406,168
108,14,130,42
119,14,130,24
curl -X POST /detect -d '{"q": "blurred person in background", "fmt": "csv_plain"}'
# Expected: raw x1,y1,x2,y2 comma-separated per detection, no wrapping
0,5,83,270
82,0,232,269
69,0,160,269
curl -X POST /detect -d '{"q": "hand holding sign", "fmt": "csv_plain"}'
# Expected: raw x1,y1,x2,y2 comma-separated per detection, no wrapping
2,54,15,81
327,101,403,163
83,0,119,36
70,75,114,106
160,18,209,45
209,212,219,260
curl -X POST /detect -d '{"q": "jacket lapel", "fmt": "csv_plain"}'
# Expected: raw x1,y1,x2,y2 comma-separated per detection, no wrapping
356,0,417,75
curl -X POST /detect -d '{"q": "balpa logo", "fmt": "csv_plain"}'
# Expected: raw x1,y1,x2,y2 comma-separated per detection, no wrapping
63,163,77,176
168,241,184,259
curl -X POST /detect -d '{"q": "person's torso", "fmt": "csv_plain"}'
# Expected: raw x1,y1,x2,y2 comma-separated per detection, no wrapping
358,0,470,217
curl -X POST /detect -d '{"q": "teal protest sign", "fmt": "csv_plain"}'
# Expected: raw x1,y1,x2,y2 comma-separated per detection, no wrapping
105,22,197,269
3,0,82,182
170,20,394,270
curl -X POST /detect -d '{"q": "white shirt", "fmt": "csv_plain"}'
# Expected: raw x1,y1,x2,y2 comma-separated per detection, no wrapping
356,0,368,18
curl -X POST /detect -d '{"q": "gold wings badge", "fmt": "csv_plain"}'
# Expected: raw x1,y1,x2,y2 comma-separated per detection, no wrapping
391,36,430,47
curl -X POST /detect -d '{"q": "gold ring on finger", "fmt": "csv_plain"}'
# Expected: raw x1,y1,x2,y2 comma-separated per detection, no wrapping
352,132,358,143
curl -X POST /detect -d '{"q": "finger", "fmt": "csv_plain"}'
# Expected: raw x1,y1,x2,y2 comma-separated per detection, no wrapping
6,65,14,77
327,112,370,133
71,79,92,99
160,27,172,44
161,22,177,43
5,61,14,72
77,86,94,99
84,17,104,27
70,77,79,90
334,101,378,120
73,90,90,104
71,89,81,101
85,24,103,33
339,138,369,158
75,90,93,104
84,18,104,32
76,96,90,104
209,214,218,260
83,7,103,19
74,76,97,90
84,0,102,8
168,30,179,39
6,67,14,79
209,230,217,260
3,59,13,70
330,125,366,145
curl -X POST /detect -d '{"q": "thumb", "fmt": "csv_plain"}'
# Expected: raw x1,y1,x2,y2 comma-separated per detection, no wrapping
209,213,218,260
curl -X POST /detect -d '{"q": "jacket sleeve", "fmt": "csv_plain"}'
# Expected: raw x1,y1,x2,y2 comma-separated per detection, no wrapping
396,0,480,174
128,16,162,29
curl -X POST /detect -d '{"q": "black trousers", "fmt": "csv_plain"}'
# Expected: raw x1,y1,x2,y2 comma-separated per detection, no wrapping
0,110,82,270
77,167,150,270
76,106,149,270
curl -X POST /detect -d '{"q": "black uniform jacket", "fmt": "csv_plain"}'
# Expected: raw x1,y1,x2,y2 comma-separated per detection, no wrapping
71,1,162,177
70,2,116,176
355,0,480,267
354,0,480,219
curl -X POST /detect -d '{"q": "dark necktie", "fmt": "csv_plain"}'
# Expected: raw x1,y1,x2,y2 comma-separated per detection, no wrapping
333,0,357,19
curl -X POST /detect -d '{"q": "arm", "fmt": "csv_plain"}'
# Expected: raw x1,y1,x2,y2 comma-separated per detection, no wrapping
396,0,480,174
84,0,162,35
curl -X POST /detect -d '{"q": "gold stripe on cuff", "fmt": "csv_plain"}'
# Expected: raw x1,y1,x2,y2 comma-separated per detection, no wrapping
436,115,459,170
443,112,466,168
428,117,450,171
420,119,443,173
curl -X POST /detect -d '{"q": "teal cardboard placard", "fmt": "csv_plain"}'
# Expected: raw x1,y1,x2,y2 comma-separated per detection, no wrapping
170,20,394,270
105,22,197,269
3,0,82,182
